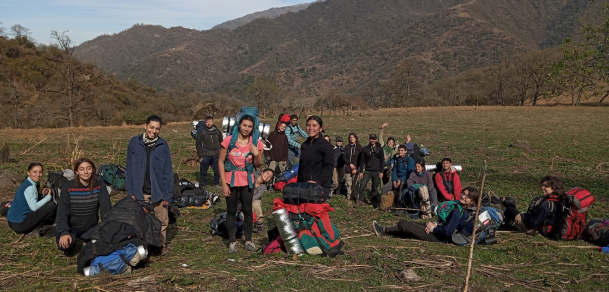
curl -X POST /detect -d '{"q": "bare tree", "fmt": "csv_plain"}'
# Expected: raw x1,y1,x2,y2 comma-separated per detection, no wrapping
0,22,6,37
490,60,511,105
9,24,31,38
246,77,279,118
385,63,420,107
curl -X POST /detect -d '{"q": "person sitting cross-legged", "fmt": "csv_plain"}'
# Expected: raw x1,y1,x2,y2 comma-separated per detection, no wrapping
435,157,462,201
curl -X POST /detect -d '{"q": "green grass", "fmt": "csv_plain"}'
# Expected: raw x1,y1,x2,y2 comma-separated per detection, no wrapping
0,106,608,291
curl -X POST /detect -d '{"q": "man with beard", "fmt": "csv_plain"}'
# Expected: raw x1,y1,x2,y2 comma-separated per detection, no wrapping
196,116,222,188
356,134,384,207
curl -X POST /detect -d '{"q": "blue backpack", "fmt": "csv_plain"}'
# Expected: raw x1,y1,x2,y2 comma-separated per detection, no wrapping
84,244,147,276
224,107,261,188
452,206,504,246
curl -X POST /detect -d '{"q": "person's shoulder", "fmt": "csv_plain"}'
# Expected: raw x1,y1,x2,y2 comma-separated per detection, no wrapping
128,135,141,144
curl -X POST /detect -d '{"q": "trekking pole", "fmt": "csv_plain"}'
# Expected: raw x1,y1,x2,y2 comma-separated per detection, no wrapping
463,160,487,292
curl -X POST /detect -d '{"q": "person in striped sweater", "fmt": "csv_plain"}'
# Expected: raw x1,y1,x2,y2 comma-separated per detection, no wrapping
55,158,111,255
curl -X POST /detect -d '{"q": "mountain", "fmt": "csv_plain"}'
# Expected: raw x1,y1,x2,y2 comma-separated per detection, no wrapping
212,2,319,30
74,0,600,104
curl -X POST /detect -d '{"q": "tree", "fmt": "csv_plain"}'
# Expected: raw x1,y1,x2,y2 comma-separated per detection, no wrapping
0,22,6,37
9,24,31,38
384,63,420,107
246,77,279,117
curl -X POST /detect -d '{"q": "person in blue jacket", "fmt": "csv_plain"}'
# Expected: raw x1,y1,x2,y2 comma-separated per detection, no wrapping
7,163,56,235
372,187,479,243
126,114,174,255
391,145,415,194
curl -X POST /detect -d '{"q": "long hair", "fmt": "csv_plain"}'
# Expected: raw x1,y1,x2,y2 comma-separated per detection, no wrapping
348,132,359,145
462,187,480,207
73,157,98,196
25,162,43,194
540,175,565,196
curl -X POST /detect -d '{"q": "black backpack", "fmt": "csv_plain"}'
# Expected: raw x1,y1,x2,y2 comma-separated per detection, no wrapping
174,179,208,208
47,170,71,201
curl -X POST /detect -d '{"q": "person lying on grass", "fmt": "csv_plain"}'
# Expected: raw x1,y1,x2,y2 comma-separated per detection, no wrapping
372,187,479,243
56,158,111,255
7,162,56,236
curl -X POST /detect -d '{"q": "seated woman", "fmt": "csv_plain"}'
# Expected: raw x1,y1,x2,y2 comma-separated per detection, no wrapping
56,158,111,254
7,163,56,235
406,158,438,206
372,187,479,243
504,175,563,237
252,168,274,233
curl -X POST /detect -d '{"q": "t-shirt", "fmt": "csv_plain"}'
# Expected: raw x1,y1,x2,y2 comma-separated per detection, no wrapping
221,135,264,187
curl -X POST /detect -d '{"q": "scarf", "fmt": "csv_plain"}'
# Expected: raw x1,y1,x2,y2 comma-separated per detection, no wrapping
142,132,158,148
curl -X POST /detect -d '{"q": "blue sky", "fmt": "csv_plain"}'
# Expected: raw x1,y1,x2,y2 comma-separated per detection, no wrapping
0,0,312,45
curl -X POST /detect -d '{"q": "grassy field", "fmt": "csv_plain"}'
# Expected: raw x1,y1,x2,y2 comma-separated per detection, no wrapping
0,106,608,291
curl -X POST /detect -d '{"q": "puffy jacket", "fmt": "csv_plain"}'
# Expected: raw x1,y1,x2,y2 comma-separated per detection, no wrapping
126,135,174,202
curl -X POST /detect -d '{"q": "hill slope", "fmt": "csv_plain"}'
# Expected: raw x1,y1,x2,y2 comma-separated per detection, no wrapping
212,2,318,30
74,0,599,100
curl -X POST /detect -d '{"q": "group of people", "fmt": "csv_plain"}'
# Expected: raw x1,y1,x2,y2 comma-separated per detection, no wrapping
5,109,590,258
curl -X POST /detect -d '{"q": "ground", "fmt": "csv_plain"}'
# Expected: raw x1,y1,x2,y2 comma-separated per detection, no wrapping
0,106,608,291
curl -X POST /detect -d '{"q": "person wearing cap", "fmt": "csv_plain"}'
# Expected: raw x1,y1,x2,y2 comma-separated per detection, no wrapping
372,187,478,243
126,114,174,255
435,158,463,201
356,133,384,207
331,136,345,196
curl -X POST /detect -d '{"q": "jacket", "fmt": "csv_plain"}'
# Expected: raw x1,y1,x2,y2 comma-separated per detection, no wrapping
435,170,463,201
378,128,396,164
333,145,345,168
391,155,414,182
406,170,436,192
286,124,308,148
522,196,560,237
196,125,221,158
433,208,473,240
297,135,334,194
56,180,112,236
126,135,174,202
358,142,384,173
343,144,363,169
267,129,289,161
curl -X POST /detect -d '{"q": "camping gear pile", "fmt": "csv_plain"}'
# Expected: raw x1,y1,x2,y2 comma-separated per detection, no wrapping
172,175,220,209
267,182,344,257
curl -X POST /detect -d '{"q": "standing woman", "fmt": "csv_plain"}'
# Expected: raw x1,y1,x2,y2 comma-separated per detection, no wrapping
297,115,334,199
7,163,56,235
218,114,264,253
56,158,111,254
343,133,362,200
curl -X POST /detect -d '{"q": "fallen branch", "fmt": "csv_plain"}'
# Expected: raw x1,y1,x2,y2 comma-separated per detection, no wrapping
20,137,48,155
572,273,609,284
464,160,487,292
13,234,25,243
342,233,374,239
557,245,597,249
595,162,608,173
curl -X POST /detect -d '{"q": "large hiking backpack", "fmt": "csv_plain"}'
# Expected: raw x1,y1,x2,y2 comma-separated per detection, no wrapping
98,164,126,191
283,182,326,205
173,179,209,208
554,187,594,240
224,107,261,188
434,201,463,224
452,206,504,246
46,169,74,201
292,213,344,257
526,195,560,236
398,184,429,219
84,243,147,276
480,192,517,211
582,218,609,246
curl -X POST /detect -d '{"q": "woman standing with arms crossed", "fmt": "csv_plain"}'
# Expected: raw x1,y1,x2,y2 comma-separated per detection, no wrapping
297,116,334,200
218,114,264,253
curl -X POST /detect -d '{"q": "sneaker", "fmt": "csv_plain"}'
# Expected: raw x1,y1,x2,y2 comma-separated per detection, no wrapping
244,241,257,252
255,223,265,234
372,221,385,236
228,242,238,253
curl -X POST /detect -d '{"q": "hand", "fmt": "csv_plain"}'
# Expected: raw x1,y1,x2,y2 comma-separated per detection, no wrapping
59,234,72,249
381,122,389,129
406,134,411,144
307,180,317,184
249,144,260,157
199,158,204,162
162,200,169,206
222,184,231,197
393,181,398,189
425,222,437,234
298,145,301,149
131,196,136,200
359,173,363,179
351,169,357,175
42,188,50,195
379,173,383,179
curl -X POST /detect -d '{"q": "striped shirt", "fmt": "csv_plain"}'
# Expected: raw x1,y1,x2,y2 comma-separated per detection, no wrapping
56,180,112,236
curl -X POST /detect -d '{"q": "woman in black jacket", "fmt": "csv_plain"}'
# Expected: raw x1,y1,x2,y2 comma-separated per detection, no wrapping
297,116,334,200
342,133,362,200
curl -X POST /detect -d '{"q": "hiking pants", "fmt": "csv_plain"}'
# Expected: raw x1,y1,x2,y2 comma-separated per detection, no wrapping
344,172,358,199
269,161,286,174
385,220,444,242
359,171,380,202
226,186,253,242
144,195,169,248
8,201,56,234
199,155,220,187
332,167,345,195
252,199,263,222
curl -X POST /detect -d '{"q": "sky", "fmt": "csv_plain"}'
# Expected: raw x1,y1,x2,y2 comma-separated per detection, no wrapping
0,0,312,45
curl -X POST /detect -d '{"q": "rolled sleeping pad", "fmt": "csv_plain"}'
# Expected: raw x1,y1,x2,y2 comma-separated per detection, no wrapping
282,163,300,181
272,208,305,255
425,164,463,172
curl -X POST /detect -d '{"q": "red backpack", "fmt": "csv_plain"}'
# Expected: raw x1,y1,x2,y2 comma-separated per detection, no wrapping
555,187,594,240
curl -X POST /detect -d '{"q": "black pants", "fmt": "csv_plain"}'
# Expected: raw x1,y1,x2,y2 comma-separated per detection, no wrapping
8,201,56,234
358,171,380,202
385,220,445,242
55,226,95,252
226,186,253,242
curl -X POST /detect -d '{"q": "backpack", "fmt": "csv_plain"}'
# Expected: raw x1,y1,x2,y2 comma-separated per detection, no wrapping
439,172,455,195
434,201,463,224
224,107,261,188
398,184,425,219
47,169,73,200
378,191,395,211
173,180,209,208
292,213,344,257
554,187,594,240
283,182,326,205
481,192,516,211
526,195,560,236
210,211,246,238
84,243,147,276
582,218,609,246
98,164,126,191
452,206,504,246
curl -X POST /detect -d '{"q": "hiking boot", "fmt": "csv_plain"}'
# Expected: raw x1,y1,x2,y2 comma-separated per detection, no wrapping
372,221,385,236
228,242,238,253
244,241,257,252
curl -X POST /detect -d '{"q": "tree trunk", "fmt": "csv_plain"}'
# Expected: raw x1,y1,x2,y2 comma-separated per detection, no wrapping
598,92,609,106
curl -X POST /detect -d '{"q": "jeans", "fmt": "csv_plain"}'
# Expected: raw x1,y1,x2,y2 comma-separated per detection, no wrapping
359,171,380,202
199,156,220,187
